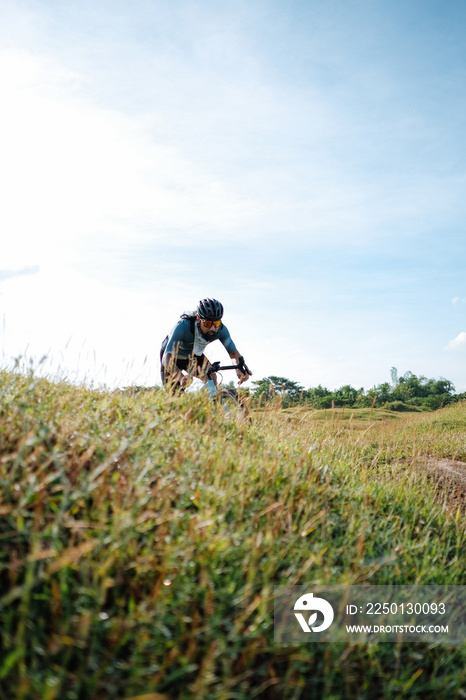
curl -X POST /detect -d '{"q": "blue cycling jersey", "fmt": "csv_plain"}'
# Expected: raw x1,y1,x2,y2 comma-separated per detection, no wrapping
162,317,237,359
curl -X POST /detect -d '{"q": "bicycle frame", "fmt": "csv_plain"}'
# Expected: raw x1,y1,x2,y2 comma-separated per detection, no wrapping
203,355,252,416
205,378,218,397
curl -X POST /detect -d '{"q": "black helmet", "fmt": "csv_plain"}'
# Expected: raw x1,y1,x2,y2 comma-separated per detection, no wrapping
197,298,224,321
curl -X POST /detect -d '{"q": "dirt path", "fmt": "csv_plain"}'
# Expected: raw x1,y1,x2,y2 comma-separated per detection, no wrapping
425,456,466,483
424,456,466,511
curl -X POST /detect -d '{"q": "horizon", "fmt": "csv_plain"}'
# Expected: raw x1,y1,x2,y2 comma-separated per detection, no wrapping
2,353,460,398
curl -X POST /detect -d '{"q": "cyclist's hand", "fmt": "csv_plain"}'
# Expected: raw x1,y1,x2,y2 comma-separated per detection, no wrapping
203,365,217,385
236,357,252,385
236,369,248,384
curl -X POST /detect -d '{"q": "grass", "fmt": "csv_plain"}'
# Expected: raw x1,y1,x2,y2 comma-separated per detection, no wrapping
277,405,405,421
0,369,465,699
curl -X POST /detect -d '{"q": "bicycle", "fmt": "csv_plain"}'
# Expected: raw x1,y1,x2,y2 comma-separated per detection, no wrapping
204,356,253,418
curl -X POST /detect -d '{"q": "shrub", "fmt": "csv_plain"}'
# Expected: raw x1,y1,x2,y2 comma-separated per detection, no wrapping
384,400,419,412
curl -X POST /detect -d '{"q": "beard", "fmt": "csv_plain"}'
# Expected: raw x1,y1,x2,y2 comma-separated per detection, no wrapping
198,323,217,341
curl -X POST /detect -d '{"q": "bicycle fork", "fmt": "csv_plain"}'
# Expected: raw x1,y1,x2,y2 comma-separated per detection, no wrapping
205,379,231,415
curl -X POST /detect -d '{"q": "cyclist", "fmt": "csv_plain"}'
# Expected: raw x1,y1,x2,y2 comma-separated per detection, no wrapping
160,298,251,391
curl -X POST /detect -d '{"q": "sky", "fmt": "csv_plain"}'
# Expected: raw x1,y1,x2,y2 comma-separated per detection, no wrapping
1,0,466,391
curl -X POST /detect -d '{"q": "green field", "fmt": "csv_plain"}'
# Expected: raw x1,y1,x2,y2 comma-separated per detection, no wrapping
1,369,465,699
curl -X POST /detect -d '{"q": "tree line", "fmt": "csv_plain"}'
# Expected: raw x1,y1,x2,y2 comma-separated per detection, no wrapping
247,368,466,411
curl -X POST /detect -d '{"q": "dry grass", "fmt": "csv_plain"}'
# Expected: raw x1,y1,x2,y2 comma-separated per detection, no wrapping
0,370,465,699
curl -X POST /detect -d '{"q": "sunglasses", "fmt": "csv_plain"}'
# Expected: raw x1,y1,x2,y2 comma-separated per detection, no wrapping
201,318,222,329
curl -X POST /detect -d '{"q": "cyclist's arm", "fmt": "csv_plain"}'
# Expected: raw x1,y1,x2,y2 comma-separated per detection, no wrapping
218,326,246,377
219,323,252,383
228,350,252,383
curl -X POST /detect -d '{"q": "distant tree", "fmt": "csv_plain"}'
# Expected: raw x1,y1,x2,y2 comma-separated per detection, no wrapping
333,385,358,406
251,378,276,405
375,382,393,404
306,385,334,409
309,384,332,398
433,378,455,395
393,375,415,402
353,388,368,407
251,370,457,411
252,376,304,407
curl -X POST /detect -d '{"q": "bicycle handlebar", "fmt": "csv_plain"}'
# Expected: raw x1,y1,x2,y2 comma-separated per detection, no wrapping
206,355,252,380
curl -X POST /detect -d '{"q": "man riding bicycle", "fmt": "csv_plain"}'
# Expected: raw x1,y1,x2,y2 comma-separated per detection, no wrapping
160,298,252,391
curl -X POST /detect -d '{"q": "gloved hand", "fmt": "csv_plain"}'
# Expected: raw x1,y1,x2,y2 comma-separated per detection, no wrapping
236,368,249,385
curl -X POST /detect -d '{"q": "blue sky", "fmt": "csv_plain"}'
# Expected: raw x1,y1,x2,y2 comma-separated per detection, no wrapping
1,0,466,390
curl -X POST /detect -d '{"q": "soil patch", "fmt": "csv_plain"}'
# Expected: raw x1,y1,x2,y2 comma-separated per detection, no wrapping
423,456,466,512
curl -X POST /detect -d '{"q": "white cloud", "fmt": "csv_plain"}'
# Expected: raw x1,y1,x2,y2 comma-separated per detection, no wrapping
0,49,270,272
445,332,466,351
0,266,40,283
